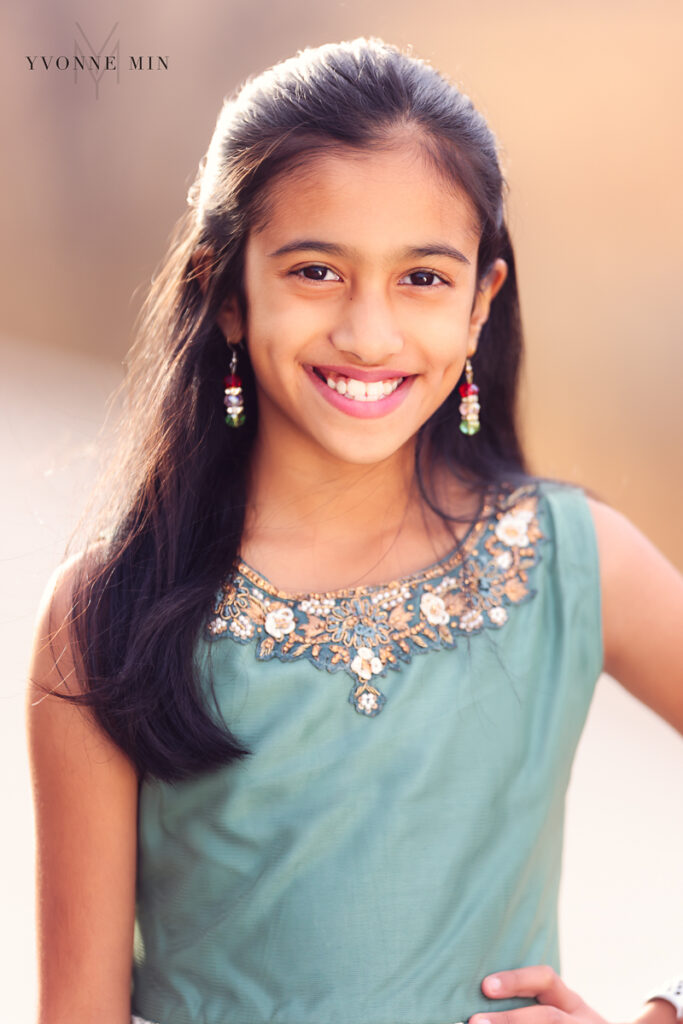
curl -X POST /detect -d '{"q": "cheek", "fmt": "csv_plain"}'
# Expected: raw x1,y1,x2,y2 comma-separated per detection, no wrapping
437,357,467,398
245,275,328,351
412,316,471,404
244,301,313,396
418,310,470,368
242,286,288,364
404,281,474,341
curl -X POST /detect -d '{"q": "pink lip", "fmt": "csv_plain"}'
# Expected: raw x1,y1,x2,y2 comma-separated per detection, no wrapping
310,363,411,383
304,365,415,419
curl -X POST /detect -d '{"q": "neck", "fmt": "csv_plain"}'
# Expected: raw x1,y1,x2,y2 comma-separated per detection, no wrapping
245,422,418,543
239,414,484,593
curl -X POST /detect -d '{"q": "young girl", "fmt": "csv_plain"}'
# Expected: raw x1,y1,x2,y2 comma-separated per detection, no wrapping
27,37,682,1024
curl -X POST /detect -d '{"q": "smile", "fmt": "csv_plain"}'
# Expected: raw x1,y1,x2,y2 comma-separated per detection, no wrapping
316,368,404,402
305,364,414,420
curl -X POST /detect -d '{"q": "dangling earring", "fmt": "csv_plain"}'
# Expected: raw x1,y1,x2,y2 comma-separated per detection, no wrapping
224,346,245,428
458,357,480,436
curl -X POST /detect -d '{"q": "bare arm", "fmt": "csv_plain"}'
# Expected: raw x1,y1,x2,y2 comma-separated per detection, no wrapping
27,561,139,1024
587,498,683,735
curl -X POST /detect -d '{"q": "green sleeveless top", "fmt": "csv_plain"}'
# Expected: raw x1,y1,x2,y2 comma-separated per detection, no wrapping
132,481,603,1024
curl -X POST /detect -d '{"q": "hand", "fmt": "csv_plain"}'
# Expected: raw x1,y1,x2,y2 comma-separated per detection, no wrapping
470,966,679,1024
470,966,608,1024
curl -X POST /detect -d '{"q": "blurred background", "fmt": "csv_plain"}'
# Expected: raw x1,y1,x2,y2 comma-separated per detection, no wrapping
1,0,681,1020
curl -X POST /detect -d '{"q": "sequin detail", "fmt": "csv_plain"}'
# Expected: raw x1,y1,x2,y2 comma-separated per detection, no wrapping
207,485,544,713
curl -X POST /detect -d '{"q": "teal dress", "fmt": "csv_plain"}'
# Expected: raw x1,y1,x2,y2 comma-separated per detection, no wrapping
131,481,603,1024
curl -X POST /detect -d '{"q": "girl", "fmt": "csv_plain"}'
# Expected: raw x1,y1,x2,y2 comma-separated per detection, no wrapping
27,37,682,1024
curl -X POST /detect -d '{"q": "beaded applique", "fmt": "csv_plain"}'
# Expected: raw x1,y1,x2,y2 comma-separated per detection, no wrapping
207,485,545,716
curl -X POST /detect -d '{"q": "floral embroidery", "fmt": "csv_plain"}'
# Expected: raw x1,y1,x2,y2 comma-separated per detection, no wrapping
207,484,545,715
459,607,484,632
264,607,296,641
488,605,508,626
350,646,384,681
420,592,449,625
229,614,254,640
349,681,386,716
495,507,535,547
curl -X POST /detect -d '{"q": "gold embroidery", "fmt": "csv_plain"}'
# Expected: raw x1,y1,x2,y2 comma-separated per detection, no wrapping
207,485,545,714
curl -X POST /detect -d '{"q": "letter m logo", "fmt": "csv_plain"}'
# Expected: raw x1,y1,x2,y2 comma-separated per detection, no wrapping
74,21,120,98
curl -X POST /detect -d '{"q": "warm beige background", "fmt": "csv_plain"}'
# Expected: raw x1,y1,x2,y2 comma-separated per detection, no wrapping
1,1,681,1021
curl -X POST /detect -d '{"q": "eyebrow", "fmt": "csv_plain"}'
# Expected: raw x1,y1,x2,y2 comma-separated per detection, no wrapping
267,239,471,266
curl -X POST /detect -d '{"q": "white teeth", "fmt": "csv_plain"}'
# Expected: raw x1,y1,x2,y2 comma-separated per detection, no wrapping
319,371,404,401
346,378,365,398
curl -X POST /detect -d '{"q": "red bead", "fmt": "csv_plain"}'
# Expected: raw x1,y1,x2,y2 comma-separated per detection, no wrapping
224,374,242,388
459,382,479,397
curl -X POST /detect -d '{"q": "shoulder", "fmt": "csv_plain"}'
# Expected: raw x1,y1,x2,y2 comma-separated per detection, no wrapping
30,552,86,698
509,481,682,731
585,495,683,732
584,493,682,613
30,543,107,694
502,477,595,556
34,549,87,634
27,543,134,768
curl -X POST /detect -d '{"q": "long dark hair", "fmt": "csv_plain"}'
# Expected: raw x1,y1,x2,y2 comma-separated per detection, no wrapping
57,38,530,782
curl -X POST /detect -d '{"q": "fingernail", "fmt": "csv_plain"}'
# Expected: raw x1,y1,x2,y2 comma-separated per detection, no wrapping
487,977,502,992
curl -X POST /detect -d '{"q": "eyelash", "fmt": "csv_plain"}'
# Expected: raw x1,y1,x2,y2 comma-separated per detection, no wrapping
291,264,450,287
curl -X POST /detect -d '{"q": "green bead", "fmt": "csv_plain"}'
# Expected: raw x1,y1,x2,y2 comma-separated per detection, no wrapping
225,411,246,428
459,420,480,436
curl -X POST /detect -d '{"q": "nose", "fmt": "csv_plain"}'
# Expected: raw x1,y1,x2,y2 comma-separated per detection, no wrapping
328,287,404,365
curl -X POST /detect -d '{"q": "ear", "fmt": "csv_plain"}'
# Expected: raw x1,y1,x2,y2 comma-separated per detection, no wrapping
190,244,215,296
467,258,508,356
190,244,245,343
216,296,244,345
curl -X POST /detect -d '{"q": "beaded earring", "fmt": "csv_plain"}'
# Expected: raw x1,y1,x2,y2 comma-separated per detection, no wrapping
458,357,480,435
224,347,245,428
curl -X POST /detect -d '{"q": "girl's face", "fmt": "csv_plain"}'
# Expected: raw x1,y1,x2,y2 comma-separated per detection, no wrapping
218,143,507,469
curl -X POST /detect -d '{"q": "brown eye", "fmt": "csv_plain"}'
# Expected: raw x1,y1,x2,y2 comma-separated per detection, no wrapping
398,269,448,287
295,265,341,282
411,270,438,286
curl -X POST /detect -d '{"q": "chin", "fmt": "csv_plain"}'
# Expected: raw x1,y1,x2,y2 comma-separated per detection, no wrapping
314,430,416,468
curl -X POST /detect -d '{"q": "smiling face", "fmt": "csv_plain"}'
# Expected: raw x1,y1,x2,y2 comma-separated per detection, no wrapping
217,142,507,471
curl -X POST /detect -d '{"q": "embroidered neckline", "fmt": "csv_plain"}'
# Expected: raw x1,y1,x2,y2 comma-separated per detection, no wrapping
235,491,490,603
207,483,545,716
